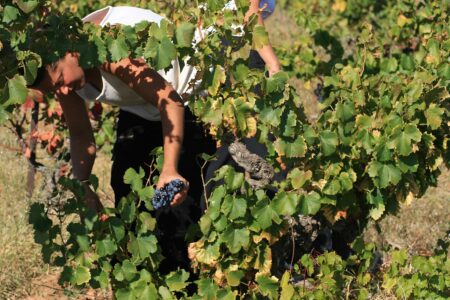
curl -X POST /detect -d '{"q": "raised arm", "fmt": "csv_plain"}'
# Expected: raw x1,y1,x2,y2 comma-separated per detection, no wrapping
102,58,188,206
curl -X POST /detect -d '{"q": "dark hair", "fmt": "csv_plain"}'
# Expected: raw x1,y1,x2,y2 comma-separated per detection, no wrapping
28,66,47,88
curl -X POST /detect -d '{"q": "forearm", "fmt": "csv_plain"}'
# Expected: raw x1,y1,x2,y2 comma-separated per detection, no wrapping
70,135,96,181
159,91,185,173
257,45,281,76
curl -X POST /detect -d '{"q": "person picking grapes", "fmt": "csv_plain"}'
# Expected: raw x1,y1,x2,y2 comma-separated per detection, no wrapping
30,6,216,273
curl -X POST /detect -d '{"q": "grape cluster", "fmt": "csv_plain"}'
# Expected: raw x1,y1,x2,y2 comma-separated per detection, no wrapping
151,179,185,210
314,83,324,102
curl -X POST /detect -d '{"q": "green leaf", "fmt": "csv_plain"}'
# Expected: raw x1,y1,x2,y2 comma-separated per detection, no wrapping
225,170,244,191
0,106,9,124
368,162,402,188
123,167,145,192
272,191,300,216
16,0,39,13
92,270,109,289
280,272,295,299
2,6,21,23
156,37,177,70
256,275,279,299
166,269,190,291
320,131,339,156
73,266,91,285
274,136,307,158
232,63,250,82
208,66,226,96
356,114,373,130
208,186,226,220
128,235,158,260
175,22,195,48
339,171,355,192
288,168,312,189
251,199,275,230
221,227,250,254
400,54,415,71
122,260,138,281
96,238,117,257
226,270,244,287
260,106,283,127
28,203,53,235
367,190,385,220
336,101,355,122
221,197,247,220
213,215,228,232
196,278,218,300
437,63,450,80
300,192,321,215
322,179,341,195
199,214,212,235
5,75,28,106
108,217,126,242
109,36,129,62
388,125,422,156
217,289,236,300
252,25,269,49
23,58,39,85
266,71,289,94
134,283,158,300
425,104,444,130
115,288,134,300
144,37,159,60
137,212,156,233
380,57,398,73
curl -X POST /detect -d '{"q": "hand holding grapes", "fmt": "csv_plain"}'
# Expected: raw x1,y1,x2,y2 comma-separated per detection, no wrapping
155,171,189,208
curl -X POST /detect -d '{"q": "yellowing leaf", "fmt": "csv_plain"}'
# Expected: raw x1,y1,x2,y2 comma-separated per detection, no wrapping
254,244,272,277
332,0,347,13
425,103,444,130
397,14,412,27
245,116,257,138
404,192,414,206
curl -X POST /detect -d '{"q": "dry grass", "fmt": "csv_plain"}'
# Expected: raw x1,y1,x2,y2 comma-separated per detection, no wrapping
364,167,450,255
0,127,44,298
0,126,113,299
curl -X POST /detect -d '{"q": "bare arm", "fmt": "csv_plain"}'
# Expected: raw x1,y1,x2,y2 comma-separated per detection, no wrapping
57,91,102,211
57,91,96,181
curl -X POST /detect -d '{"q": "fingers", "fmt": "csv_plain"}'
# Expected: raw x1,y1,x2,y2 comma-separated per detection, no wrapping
170,181,189,207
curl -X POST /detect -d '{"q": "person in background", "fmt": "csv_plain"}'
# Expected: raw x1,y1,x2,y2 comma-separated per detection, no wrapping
203,0,284,205
245,0,281,75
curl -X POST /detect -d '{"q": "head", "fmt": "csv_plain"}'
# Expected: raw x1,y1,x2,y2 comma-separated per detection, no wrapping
31,52,86,96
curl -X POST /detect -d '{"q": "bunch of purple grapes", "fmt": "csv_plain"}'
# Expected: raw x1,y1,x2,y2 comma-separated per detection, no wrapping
152,179,185,210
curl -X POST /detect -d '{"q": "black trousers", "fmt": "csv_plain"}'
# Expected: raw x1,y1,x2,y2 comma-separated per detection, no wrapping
111,109,215,273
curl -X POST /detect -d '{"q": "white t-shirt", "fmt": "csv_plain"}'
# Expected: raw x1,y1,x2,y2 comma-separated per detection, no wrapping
76,6,197,121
